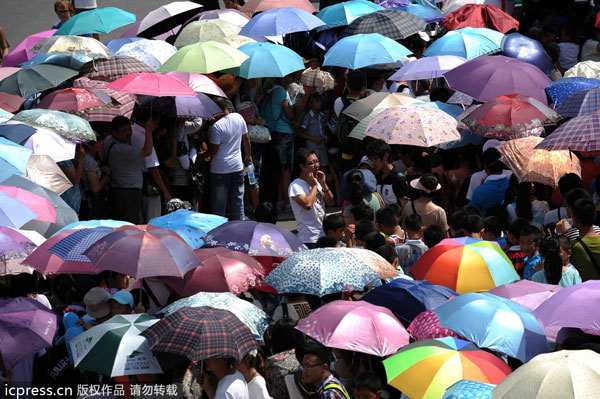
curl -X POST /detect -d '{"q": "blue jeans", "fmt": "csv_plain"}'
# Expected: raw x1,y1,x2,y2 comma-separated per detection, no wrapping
272,132,294,172
210,171,245,220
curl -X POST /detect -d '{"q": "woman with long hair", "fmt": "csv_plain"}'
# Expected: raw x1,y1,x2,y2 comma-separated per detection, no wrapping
506,181,549,227
341,169,384,224
532,236,582,287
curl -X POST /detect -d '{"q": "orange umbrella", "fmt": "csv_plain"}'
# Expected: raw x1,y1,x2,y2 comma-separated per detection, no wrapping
443,4,519,34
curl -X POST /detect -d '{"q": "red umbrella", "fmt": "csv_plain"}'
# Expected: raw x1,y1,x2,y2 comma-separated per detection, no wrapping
107,73,196,97
23,230,96,275
0,92,25,113
443,4,519,33
37,88,111,112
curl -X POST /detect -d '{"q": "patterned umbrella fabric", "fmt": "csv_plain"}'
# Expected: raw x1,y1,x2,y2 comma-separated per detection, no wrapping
54,7,136,36
164,72,226,97
0,122,76,163
55,219,133,235
297,300,410,356
0,226,39,276
545,77,600,109
411,237,519,294
408,308,465,341
12,109,96,142
115,40,177,71
0,110,13,124
158,41,249,74
239,7,325,37
323,33,411,70
564,60,600,79
555,86,600,117
175,20,241,48
24,230,94,274
498,136,581,187
488,279,562,312
444,4,519,33
32,35,112,58
316,0,384,31
214,35,256,49
0,92,25,113
197,9,250,27
2,30,57,67
423,27,503,59
79,56,154,82
0,64,78,98
390,55,466,81
342,92,418,121
240,0,316,14
105,37,144,53
158,292,269,342
365,104,461,147
0,186,57,223
341,9,426,40
140,306,258,362
48,226,115,264
534,112,600,154
383,337,511,399
149,210,227,249
106,73,196,97
72,77,137,122
377,0,411,7
443,379,495,399
37,88,110,112
262,248,400,296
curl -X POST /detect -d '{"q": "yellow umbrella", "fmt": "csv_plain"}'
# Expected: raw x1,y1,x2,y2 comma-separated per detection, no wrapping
215,35,256,49
174,20,241,48
32,35,112,58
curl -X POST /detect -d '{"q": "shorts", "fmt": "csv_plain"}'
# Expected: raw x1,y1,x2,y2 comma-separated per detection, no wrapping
272,132,294,172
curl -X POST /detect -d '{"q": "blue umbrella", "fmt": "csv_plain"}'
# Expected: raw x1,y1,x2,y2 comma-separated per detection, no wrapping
21,53,92,69
555,86,600,117
323,33,411,69
0,191,38,229
54,7,136,36
396,4,446,23
105,37,144,54
0,138,32,182
0,122,37,144
230,42,305,79
316,0,384,31
54,220,133,236
443,379,495,399
48,227,115,262
361,279,458,323
149,210,228,250
239,7,325,37
424,27,503,59
502,32,553,75
546,77,600,109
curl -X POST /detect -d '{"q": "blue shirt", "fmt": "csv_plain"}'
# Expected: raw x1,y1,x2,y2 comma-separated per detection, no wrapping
469,175,510,216
271,86,294,134
316,373,349,399
523,253,543,280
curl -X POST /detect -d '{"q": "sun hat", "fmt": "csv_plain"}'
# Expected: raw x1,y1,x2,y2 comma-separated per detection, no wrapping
83,287,111,319
111,290,135,308
410,173,441,194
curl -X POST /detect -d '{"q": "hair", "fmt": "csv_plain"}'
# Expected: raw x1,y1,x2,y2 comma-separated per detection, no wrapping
346,70,366,92
483,216,503,237
301,340,332,365
347,169,366,207
54,0,74,13
323,214,345,235
424,225,446,248
404,213,423,233
375,245,398,264
355,220,378,241
134,107,160,124
544,43,560,63
466,214,484,235
376,207,398,228
351,202,374,222
462,205,482,217
482,148,503,174
316,236,339,248
365,139,391,161
485,204,509,231
212,96,229,111
111,116,131,132
558,173,583,196
573,199,596,228
270,318,304,354
515,182,533,221
561,24,578,41
508,218,531,240
254,202,278,224
294,148,317,169
414,173,439,197
364,232,386,251
386,203,403,219
429,87,452,103
520,225,542,246
354,371,382,394
366,70,385,90
539,236,563,285
449,210,468,237
565,188,592,208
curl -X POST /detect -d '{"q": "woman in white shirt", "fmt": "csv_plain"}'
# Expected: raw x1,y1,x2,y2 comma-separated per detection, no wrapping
234,351,272,399
198,357,249,399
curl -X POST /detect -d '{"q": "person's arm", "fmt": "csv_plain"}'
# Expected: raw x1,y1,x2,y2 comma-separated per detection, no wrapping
316,170,335,206
281,98,295,120
291,175,319,210
86,170,109,193
293,85,314,115
140,122,155,158
148,166,171,203
298,126,324,144
241,133,252,165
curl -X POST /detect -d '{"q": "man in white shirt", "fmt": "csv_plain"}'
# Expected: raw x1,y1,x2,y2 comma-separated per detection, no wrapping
466,144,512,201
288,148,335,248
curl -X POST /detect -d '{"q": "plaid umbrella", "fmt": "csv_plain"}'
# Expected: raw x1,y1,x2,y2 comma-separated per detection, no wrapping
79,56,154,82
555,86,600,117
140,306,258,362
73,77,136,121
342,10,427,40
48,226,115,263
534,113,600,154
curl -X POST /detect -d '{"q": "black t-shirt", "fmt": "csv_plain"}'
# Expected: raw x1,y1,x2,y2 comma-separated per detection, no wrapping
377,165,409,205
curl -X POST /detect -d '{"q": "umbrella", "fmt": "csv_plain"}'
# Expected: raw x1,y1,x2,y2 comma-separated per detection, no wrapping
158,292,268,342
0,137,32,181
1,123,77,163
423,27,503,59
397,4,447,23
23,230,94,274
408,308,465,341
0,191,39,228
137,1,204,39
0,68,21,81
0,64,78,98
120,22,180,42
442,0,514,15
157,41,249,74
231,42,305,79
47,226,115,264
296,300,410,357
55,219,133,235
342,92,418,121
164,72,227,97
12,109,96,142
444,55,551,104
215,35,257,48
262,247,400,296
443,380,495,399
0,110,13,124
2,30,56,68
54,7,136,36
488,279,562,312
162,247,266,296
140,306,258,362
175,20,241,48
361,279,458,323
458,94,561,139
323,33,411,69
383,337,511,399
448,91,476,105
37,88,111,112
502,32,553,75
0,226,39,275
138,93,221,118
492,350,600,398
411,237,519,294
0,92,25,113
240,0,316,14
341,9,426,40
106,73,196,97
433,292,549,362
21,53,92,69
556,86,600,117
202,220,305,257
70,313,162,377
389,55,466,81
79,56,155,82
105,37,144,53
316,1,384,31
197,9,250,27
377,0,412,7
364,104,461,147
564,60,600,79
239,7,325,37
25,155,73,195
148,210,227,249
534,113,600,154
72,77,137,122
115,40,177,72
0,297,59,370
0,186,56,223
32,35,112,58
545,77,600,109
444,4,519,33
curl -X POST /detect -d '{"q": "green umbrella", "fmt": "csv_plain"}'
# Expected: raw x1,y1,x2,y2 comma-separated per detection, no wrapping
69,313,163,377
158,41,249,74
54,7,136,36
12,109,96,142
0,64,78,98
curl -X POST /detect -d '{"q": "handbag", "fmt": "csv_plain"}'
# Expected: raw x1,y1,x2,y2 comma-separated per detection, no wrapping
142,172,161,197
247,124,271,144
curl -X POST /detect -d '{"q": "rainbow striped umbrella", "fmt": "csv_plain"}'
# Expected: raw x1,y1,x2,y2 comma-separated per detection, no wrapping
411,237,519,294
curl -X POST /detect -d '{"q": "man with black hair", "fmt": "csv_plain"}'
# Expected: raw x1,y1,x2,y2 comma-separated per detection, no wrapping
363,231,386,252
556,188,600,240
366,139,410,207
482,216,506,247
466,215,484,239
424,225,446,248
466,146,512,201
323,214,351,247
449,210,468,238
544,173,583,225
354,371,382,399
469,148,510,216
570,198,600,281
301,341,350,399
355,220,378,248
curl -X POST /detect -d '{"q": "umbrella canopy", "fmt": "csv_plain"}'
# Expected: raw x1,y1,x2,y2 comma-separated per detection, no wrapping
54,7,136,36
0,191,39,228
564,60,600,79
70,313,162,377
0,122,77,163
2,30,57,68
0,226,39,276
398,4,446,23
502,32,554,75
0,64,78,98
158,41,249,74
215,35,257,48
442,0,514,15
83,225,202,279
459,94,561,139
24,230,94,274
0,186,56,223
37,88,110,112
383,337,511,399
411,237,519,294
149,210,228,249
262,247,400,296
12,109,95,142
22,53,92,69
341,9,426,40
164,72,227,97
546,77,600,109
323,33,411,69
158,292,268,342
556,86,600,117
0,67,21,81
534,113,600,154
361,279,458,323
316,0,384,31
138,93,221,118
115,40,177,72
231,42,305,79
377,0,412,7
0,93,25,113
390,55,466,81
0,110,13,124
25,154,73,195
488,279,562,312
423,27,503,59
175,20,241,48
55,219,133,235
197,9,250,27
0,297,58,370
492,350,600,398
106,73,196,97
365,104,461,146
444,4,518,33
342,92,418,121
444,55,551,104
79,56,155,82
297,300,410,356
105,37,144,53
140,306,258,362
240,0,316,14
408,308,466,341
32,35,112,58
137,1,204,39
239,7,325,37
162,247,266,296
47,226,115,265
72,77,136,122
443,380,495,399
0,137,32,182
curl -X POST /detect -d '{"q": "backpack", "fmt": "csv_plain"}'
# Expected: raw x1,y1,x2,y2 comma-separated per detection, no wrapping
334,96,360,146
259,85,284,132
323,383,351,399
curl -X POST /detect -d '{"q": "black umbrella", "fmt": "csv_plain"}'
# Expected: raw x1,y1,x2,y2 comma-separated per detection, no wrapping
0,64,78,98
137,2,204,39
341,10,427,40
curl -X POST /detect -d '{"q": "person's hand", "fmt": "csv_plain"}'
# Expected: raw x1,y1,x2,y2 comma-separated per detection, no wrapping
134,302,145,314
244,155,253,165
101,165,110,176
304,85,316,95
164,157,176,169
344,224,355,242
306,172,318,187
315,170,327,186
162,192,172,204
256,117,267,126
556,219,571,235
198,371,216,399
145,117,159,134
75,145,85,162
312,136,324,144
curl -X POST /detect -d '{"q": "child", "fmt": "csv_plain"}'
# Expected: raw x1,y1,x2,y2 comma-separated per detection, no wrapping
323,214,346,246
465,214,484,239
423,225,446,248
354,372,382,399
482,216,506,248
364,232,386,252
375,207,406,247
298,93,329,172
504,217,531,276
396,214,428,274
375,245,399,269
532,236,582,287
355,220,378,249
520,225,543,280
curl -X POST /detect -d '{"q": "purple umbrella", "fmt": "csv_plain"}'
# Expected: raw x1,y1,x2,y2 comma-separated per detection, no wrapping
0,226,37,275
488,280,562,312
2,30,57,67
444,55,552,104
137,92,221,118
0,297,58,370
376,0,412,7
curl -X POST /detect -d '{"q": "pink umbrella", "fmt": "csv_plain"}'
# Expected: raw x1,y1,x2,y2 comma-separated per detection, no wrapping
198,9,250,27
488,280,562,312
37,88,111,112
297,300,410,356
408,308,465,341
107,73,197,97
0,67,21,81
23,230,96,275
3,30,57,67
0,186,57,223
164,71,226,97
